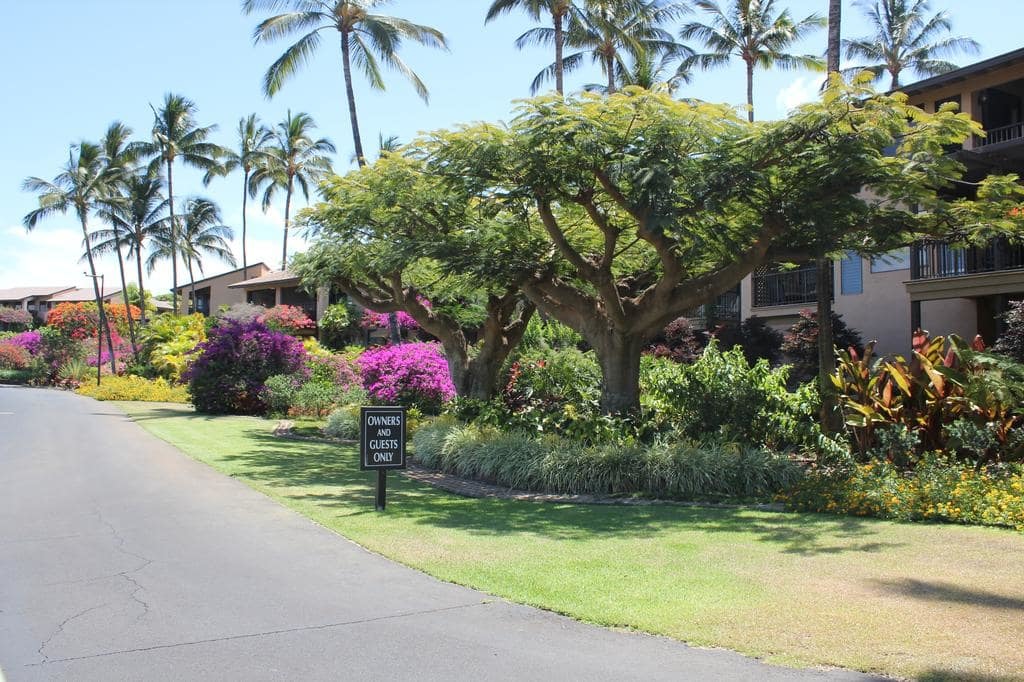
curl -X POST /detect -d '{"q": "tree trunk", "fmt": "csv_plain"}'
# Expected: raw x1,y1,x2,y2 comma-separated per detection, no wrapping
554,13,564,95
816,260,841,433
826,0,841,74
166,159,179,313
591,330,644,415
242,168,249,278
606,53,616,94
818,0,842,435
282,175,293,271
188,259,197,314
80,215,117,375
134,233,148,325
746,60,755,122
114,239,138,357
341,31,367,169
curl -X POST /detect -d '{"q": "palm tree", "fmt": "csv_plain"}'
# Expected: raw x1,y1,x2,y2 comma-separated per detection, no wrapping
681,0,825,121
95,122,142,353
23,142,118,373
148,198,236,314
584,42,694,94
251,111,335,271
136,94,226,312
827,0,841,75
486,0,577,95
243,0,447,168
213,114,272,279
843,0,979,90
94,171,168,327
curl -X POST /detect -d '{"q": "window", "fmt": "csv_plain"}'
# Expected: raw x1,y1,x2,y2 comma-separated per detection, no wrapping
840,253,862,295
871,248,911,273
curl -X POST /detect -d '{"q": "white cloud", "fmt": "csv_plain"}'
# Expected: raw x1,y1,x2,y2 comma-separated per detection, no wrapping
775,76,822,114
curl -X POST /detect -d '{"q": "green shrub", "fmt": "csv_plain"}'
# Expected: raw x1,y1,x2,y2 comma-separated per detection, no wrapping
519,316,583,351
0,368,33,384
319,302,357,350
415,419,802,501
138,314,207,381
781,456,1024,531
294,381,337,418
262,374,301,416
76,375,190,403
641,342,819,450
324,406,360,440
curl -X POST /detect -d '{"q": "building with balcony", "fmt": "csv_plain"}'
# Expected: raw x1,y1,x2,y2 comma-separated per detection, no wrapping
738,48,1024,355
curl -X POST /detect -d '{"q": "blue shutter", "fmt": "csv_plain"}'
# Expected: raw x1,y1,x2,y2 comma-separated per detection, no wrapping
840,252,862,295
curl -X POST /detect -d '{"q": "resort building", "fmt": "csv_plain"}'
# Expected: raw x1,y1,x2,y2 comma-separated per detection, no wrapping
0,285,123,324
171,263,272,316
727,47,1024,355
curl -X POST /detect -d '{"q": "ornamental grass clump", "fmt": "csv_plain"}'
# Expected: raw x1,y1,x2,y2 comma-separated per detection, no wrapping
185,319,306,414
412,418,802,501
358,342,454,413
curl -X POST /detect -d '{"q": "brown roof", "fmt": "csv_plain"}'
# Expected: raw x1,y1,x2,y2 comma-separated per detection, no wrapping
47,287,122,303
0,286,75,301
898,46,1024,97
228,270,301,289
171,262,272,293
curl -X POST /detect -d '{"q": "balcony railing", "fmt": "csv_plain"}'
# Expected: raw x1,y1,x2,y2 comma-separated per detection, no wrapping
976,121,1024,148
752,263,831,308
910,238,1024,280
685,288,740,328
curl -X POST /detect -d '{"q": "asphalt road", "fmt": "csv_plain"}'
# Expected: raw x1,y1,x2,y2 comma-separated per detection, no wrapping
0,386,881,681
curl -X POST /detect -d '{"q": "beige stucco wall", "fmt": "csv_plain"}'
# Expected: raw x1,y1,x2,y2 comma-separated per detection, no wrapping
834,260,910,356
176,264,270,315
921,298,977,341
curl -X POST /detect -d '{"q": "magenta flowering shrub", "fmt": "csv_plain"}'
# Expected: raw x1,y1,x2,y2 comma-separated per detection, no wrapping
360,309,419,330
358,342,454,413
185,319,307,414
8,330,43,356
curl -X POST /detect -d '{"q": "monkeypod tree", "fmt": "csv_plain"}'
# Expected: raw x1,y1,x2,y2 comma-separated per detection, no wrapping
420,83,1019,415
295,154,541,400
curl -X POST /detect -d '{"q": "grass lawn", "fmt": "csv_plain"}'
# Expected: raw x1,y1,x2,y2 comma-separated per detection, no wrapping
119,402,1024,681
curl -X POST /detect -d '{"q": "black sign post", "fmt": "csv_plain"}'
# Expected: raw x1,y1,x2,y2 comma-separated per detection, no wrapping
360,406,407,511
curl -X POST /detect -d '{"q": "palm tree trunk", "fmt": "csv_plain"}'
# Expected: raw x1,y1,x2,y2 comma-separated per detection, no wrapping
242,169,250,278
282,176,293,271
114,239,138,357
554,12,565,95
188,258,197,314
818,0,842,436
166,159,179,313
606,54,616,94
827,0,841,74
746,60,755,122
341,31,367,168
80,215,117,375
134,235,148,326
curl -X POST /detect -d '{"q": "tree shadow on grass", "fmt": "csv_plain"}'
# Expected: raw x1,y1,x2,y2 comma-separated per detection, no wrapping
218,430,905,555
871,578,1024,611
919,672,1019,682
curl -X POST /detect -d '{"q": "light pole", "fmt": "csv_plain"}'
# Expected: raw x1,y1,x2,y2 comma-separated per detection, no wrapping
84,272,104,386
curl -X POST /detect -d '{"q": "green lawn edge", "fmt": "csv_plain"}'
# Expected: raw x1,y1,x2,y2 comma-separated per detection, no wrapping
115,401,1024,681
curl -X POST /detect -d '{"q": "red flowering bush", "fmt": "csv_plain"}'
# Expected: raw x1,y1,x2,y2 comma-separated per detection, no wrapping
185,319,307,414
358,342,454,413
47,302,141,340
48,302,99,339
0,307,33,331
0,344,31,370
261,304,316,335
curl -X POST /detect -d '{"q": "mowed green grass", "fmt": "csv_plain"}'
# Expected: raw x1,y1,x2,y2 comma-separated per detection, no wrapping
120,403,1024,681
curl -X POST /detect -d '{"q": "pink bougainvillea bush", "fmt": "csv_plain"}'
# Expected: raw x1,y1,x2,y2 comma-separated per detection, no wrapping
358,342,454,413
260,304,316,335
360,309,419,331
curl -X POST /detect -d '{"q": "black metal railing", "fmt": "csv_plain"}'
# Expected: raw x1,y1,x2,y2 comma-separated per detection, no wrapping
911,237,1024,280
752,263,830,308
685,288,740,328
976,121,1024,148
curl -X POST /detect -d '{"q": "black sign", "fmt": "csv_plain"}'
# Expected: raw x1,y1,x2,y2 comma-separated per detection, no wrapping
360,406,407,470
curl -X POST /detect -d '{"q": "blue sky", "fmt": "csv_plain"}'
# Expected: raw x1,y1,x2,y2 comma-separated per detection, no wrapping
1,0,1020,294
